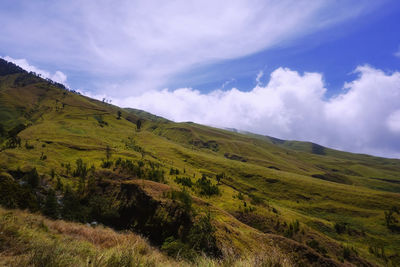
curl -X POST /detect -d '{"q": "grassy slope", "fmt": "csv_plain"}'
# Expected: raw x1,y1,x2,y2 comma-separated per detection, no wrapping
0,71,400,266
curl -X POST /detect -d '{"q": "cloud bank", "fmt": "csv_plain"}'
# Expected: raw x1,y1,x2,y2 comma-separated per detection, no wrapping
115,66,400,158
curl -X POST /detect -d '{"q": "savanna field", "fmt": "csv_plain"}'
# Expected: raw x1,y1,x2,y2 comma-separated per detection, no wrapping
1,59,400,266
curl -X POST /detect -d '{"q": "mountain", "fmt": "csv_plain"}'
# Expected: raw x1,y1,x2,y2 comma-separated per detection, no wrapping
1,58,400,266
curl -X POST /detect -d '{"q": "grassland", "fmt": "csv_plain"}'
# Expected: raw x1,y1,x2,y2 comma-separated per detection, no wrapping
1,60,400,266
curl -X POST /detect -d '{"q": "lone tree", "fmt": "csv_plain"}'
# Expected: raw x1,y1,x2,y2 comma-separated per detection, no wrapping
216,173,225,185
43,189,59,219
136,119,142,131
106,145,112,160
27,168,40,188
117,110,122,120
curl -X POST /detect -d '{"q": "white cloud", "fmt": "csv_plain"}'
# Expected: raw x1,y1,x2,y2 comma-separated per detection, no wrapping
113,65,400,158
387,110,400,133
221,78,236,89
395,46,400,58
256,70,264,85
0,0,380,95
2,56,68,85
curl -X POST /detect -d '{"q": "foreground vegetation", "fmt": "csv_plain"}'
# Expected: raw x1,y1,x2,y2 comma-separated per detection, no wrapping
0,207,293,266
1,58,400,266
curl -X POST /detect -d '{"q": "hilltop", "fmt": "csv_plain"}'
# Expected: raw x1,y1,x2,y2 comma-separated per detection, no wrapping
1,58,400,266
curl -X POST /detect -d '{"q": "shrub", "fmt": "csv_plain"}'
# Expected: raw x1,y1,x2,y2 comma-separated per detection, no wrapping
73,158,88,179
334,222,347,234
25,140,34,149
5,136,21,148
40,152,47,160
284,220,300,238
56,177,63,191
147,168,165,183
195,175,219,196
43,189,59,219
167,189,193,213
106,145,112,160
0,174,39,211
187,212,220,257
175,176,193,187
343,246,351,260
307,240,327,255
161,236,195,260
384,206,400,232
26,168,40,188
50,169,56,180
61,186,89,222
170,168,179,175
114,158,144,178
216,172,224,184
101,160,113,168
249,194,264,205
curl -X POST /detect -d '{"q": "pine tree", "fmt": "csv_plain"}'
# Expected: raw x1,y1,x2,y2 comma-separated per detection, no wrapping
43,189,59,219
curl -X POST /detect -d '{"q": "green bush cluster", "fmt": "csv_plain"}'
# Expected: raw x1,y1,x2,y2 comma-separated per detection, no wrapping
0,173,39,211
384,206,400,232
195,175,219,196
161,212,220,260
165,189,193,213
169,168,180,175
174,176,193,187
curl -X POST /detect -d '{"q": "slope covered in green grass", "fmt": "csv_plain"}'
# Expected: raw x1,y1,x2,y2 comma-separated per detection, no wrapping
1,58,400,266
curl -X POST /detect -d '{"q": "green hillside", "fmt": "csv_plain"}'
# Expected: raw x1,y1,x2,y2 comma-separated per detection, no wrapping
1,58,400,266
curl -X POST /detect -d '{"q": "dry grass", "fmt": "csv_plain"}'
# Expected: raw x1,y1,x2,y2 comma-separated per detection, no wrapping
0,207,294,267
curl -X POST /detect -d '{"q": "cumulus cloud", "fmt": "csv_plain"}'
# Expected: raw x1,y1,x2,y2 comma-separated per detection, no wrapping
395,46,400,58
0,0,380,95
256,71,264,85
387,110,400,133
113,66,400,158
2,56,68,85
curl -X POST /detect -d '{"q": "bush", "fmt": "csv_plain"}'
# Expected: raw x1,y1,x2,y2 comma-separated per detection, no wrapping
187,212,220,257
170,168,179,175
26,168,40,188
334,222,347,234
72,158,88,179
43,189,59,219
161,236,195,260
25,140,34,149
307,239,327,255
343,246,351,259
0,174,39,211
166,189,193,213
101,160,113,168
114,158,144,178
148,170,165,182
249,194,264,205
61,186,89,222
195,175,219,196
175,176,193,187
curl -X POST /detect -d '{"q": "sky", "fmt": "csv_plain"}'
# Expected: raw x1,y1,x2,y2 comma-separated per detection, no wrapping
1,0,400,158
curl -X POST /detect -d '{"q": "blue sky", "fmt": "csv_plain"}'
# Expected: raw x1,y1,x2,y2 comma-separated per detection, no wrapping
1,1,400,157
169,1,400,95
